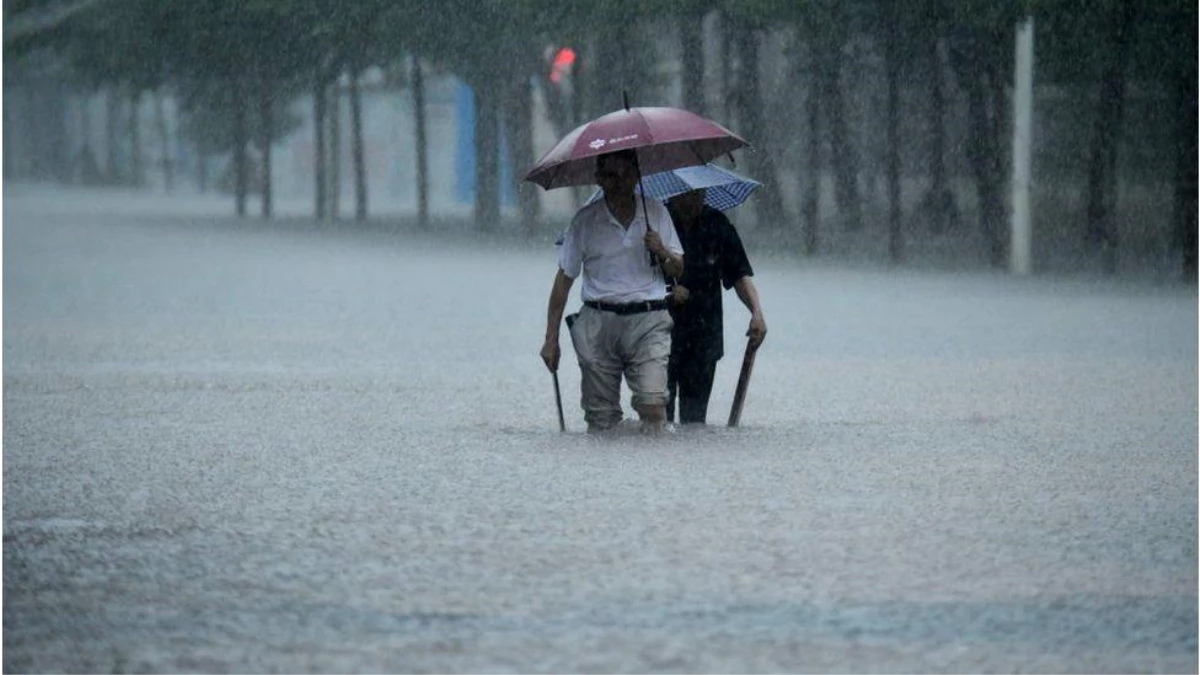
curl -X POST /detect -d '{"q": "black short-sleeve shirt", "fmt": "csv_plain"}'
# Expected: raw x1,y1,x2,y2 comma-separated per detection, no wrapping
667,205,754,362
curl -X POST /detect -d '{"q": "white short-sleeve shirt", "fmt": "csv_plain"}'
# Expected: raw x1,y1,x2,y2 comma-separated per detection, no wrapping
557,198,684,303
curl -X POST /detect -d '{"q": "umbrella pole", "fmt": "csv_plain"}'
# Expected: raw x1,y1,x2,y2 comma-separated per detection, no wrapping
727,338,759,428
628,151,657,268
618,94,658,269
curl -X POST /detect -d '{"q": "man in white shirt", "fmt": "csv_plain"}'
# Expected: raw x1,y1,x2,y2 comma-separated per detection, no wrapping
540,149,685,434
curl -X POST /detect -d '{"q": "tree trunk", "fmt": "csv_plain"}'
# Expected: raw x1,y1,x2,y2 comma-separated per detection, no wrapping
474,76,501,230
923,37,959,234
4,90,18,179
105,85,121,183
330,80,342,220
350,67,367,221
154,89,173,192
27,83,47,179
411,53,430,229
173,97,187,189
884,0,903,263
679,12,705,115
2,81,15,180
591,16,652,116
260,78,273,219
1173,52,1198,281
816,5,861,230
929,38,947,222
720,14,734,126
543,48,571,139
232,79,248,217
78,90,101,185
504,66,540,235
1085,0,1137,275
569,42,585,129
590,25,631,116
570,39,593,205
313,70,328,219
803,39,821,256
948,32,1007,268
129,89,144,187
27,79,70,183
196,139,209,193
732,20,786,229
826,79,861,229
50,81,71,183
964,73,1006,267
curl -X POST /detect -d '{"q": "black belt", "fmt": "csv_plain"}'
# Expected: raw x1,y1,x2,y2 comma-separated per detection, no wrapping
584,299,669,315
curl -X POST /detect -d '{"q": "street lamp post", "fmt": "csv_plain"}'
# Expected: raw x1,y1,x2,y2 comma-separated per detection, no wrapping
1010,16,1035,276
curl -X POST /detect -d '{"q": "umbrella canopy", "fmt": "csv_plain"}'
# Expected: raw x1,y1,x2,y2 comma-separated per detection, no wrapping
585,163,762,212
523,106,747,190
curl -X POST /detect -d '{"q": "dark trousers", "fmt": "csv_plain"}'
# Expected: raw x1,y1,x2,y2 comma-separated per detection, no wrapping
667,352,718,424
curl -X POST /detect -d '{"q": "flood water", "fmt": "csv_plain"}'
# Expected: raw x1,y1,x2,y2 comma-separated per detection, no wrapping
4,184,1197,672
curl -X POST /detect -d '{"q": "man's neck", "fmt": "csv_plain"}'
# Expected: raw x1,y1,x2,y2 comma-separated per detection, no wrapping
605,192,636,227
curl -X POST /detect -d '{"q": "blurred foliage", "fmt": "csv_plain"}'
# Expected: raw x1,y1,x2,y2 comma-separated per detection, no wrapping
1035,0,1194,85
3,0,1194,273
7,0,1193,97
8,0,1193,130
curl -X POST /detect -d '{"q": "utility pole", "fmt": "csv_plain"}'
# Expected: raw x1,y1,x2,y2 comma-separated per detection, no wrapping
1010,16,1035,275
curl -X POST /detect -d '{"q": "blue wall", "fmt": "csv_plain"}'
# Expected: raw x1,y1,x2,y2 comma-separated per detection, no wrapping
455,80,516,206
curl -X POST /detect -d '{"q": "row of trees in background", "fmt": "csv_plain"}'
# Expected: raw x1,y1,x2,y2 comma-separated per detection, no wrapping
4,0,1196,277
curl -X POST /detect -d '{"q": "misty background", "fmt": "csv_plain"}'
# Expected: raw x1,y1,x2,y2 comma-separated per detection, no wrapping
3,0,1196,280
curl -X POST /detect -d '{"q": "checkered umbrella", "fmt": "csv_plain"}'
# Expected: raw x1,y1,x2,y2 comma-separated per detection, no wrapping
585,163,762,212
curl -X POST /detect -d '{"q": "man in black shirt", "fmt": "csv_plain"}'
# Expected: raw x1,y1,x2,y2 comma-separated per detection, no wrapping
665,189,768,425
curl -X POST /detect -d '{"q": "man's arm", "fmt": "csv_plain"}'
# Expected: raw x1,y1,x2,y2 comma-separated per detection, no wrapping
645,208,685,279
733,275,767,348
540,268,575,372
657,247,685,279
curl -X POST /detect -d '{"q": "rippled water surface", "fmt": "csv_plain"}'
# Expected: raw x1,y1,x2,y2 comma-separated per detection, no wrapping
4,185,1197,672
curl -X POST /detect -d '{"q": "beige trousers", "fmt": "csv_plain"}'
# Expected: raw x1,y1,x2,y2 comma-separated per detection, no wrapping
567,305,673,430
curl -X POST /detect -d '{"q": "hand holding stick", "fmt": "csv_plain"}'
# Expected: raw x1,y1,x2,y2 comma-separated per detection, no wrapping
727,338,760,428
552,371,565,432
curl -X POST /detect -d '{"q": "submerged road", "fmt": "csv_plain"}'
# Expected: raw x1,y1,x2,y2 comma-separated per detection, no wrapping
4,185,1197,672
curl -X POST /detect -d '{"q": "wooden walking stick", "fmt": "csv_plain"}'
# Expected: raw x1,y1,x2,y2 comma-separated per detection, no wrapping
727,339,760,427
552,371,565,432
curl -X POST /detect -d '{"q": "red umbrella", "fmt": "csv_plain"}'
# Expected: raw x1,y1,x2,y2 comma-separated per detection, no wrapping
523,106,747,190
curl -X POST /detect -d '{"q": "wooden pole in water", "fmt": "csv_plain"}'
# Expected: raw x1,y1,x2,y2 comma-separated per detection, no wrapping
727,339,759,427
553,371,565,432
